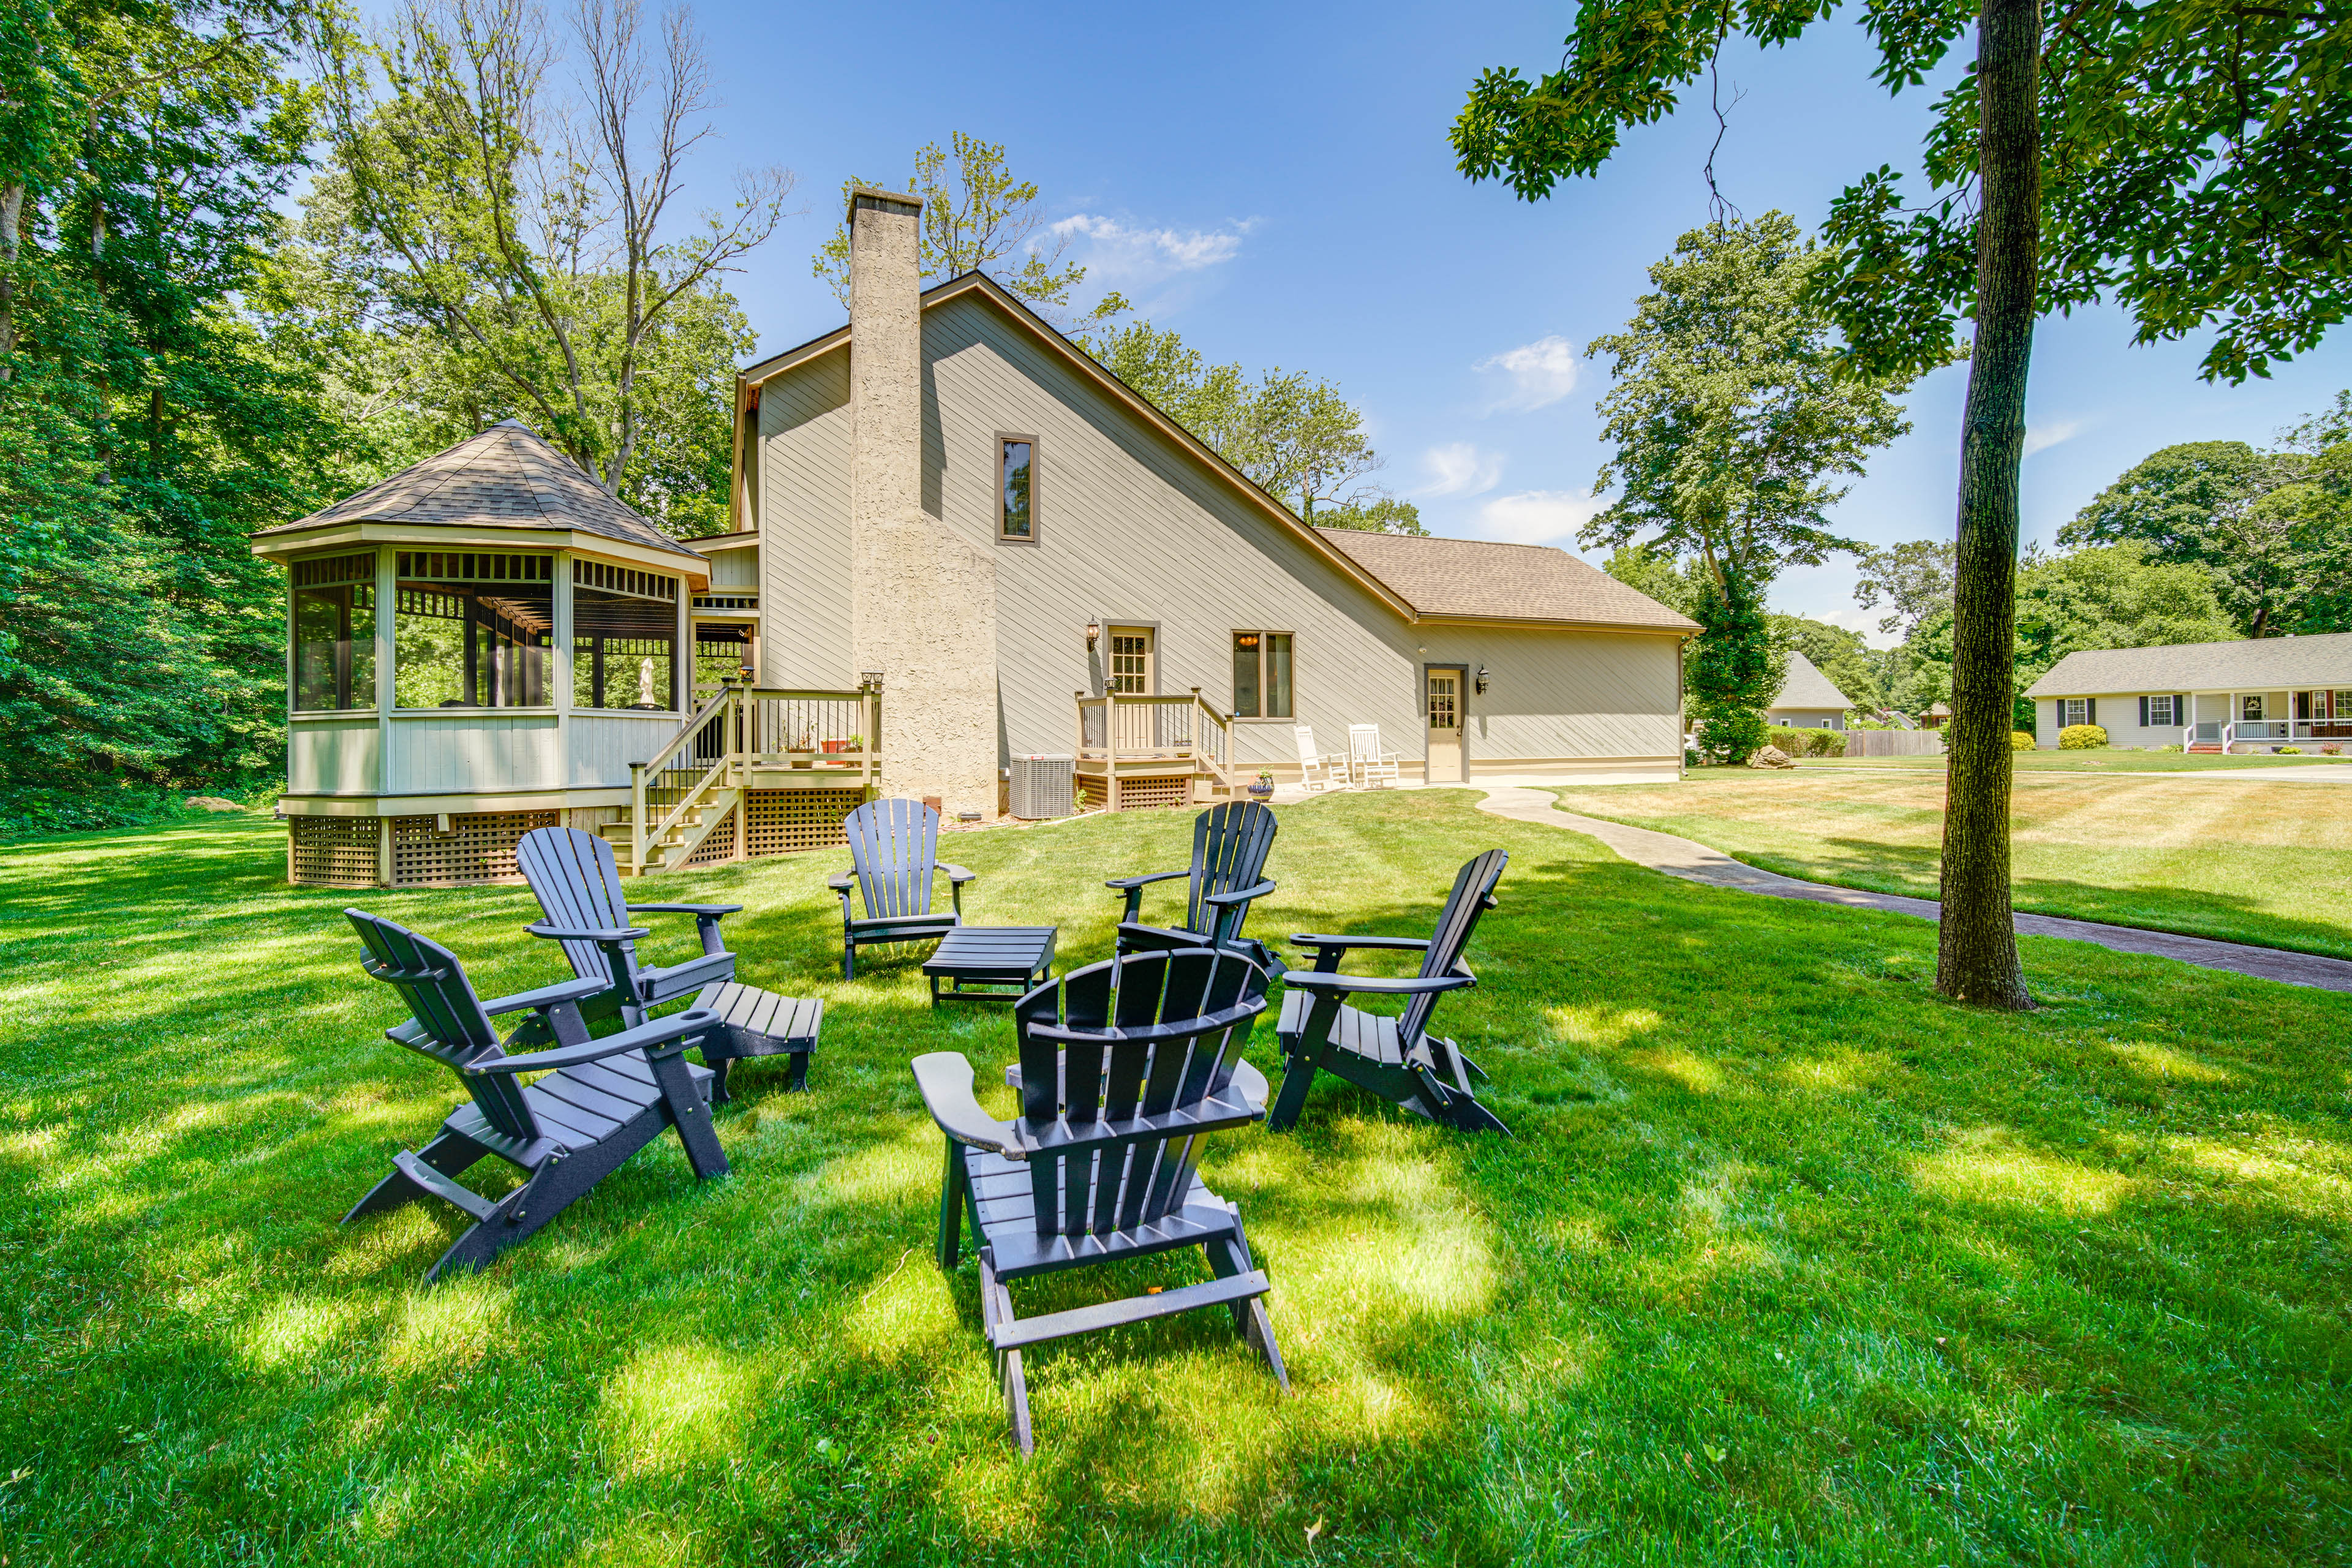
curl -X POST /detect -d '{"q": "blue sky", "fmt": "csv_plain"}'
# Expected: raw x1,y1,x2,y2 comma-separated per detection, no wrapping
661,0,2350,643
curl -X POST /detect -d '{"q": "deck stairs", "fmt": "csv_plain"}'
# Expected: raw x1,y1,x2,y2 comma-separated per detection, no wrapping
599,780,740,875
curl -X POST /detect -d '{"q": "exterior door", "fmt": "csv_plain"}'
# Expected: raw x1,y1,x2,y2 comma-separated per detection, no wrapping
1425,665,1466,783
1107,626,1154,694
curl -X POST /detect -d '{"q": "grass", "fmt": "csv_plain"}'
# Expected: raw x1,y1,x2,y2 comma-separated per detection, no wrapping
5,793,2352,1566
1560,769,2352,961
1806,750,2352,773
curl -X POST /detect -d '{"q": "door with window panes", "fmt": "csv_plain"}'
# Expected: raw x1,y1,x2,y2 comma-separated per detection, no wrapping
1425,665,1466,783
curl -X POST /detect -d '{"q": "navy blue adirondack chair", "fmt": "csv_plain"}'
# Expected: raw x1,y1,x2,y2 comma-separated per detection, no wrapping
1268,850,1511,1136
517,826,739,1028
1106,801,1284,978
829,798,974,979
914,947,1289,1454
341,910,728,1282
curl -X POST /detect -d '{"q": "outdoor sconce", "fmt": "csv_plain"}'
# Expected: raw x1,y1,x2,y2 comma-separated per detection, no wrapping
1084,621,1101,648
1475,665,1491,695
859,669,884,691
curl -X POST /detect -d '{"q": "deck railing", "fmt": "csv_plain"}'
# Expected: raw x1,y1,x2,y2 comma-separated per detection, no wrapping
1074,688,1233,801
630,680,881,870
2187,718,2351,750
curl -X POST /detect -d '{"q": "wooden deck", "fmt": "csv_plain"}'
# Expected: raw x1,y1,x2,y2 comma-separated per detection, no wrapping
1072,690,1237,810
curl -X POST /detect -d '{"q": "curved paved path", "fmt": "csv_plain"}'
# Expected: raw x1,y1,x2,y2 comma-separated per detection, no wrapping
1475,785,2352,995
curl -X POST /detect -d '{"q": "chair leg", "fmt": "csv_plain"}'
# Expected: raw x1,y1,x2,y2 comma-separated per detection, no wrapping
1265,1049,1316,1134
842,933,856,982
649,1052,729,1178
786,1049,810,1093
705,1057,734,1106
977,1252,1034,1456
937,1137,967,1271
342,1130,489,1224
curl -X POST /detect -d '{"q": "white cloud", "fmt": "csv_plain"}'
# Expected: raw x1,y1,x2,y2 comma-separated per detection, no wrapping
1049,214,1255,286
1417,442,1506,497
2024,418,2083,457
1471,489,1607,545
1474,335,1580,412
1809,604,1905,650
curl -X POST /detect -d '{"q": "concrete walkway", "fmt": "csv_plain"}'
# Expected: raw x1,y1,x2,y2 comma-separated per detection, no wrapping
1475,785,2352,995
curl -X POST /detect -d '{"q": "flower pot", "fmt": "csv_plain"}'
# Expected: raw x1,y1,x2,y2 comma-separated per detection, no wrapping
1247,782,1275,799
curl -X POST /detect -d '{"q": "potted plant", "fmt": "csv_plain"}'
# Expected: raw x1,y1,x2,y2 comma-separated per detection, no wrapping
821,734,865,760
1247,769,1276,799
786,724,816,768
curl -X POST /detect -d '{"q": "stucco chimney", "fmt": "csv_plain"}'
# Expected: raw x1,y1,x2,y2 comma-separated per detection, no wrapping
844,186,1000,818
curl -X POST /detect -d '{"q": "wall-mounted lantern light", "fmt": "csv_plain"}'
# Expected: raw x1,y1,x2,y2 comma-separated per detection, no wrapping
1084,622,1101,648
859,669,884,691
1475,665,1491,695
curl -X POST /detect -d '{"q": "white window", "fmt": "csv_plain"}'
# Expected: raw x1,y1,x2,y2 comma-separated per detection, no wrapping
2062,698,2088,727
2147,695,2176,727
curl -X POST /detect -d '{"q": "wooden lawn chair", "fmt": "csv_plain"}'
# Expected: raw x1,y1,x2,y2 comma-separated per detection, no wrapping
1106,800,1285,978
1348,723,1404,787
828,797,974,979
1292,726,1343,792
340,910,728,1283
914,947,1289,1454
1267,850,1511,1136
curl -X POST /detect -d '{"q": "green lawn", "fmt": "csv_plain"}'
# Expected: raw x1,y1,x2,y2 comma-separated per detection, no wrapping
6,795,2351,1566
1560,770,2352,961
1804,750,2352,773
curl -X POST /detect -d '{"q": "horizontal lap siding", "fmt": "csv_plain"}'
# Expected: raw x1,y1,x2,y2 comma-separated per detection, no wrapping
920,297,1420,764
760,350,853,688
1418,625,1682,762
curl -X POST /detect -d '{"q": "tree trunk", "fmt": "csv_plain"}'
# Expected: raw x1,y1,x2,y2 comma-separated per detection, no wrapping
0,182,21,379
1937,0,2042,1009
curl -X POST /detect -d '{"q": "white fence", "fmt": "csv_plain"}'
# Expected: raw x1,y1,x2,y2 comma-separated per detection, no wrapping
1846,729,1946,757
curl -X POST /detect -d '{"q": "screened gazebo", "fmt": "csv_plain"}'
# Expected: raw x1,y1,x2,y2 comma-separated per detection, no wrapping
252,421,872,888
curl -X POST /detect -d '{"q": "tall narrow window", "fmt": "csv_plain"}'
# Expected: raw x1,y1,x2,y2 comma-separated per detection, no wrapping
1000,437,1035,541
1108,628,1152,694
1231,631,1294,718
393,552,552,709
290,552,377,711
573,559,680,711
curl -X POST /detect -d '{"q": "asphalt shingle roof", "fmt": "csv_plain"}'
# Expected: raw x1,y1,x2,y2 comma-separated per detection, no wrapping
2024,633,2352,696
254,421,704,561
1770,650,1853,710
1311,529,1698,631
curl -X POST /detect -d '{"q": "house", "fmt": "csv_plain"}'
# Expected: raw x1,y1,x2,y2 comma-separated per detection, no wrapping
1763,651,1854,730
2023,633,2352,752
250,184,1696,886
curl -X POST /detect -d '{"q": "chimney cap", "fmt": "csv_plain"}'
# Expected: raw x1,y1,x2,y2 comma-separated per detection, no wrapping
846,184,924,228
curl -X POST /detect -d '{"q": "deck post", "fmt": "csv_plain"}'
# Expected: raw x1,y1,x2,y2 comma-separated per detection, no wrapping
1106,688,1120,812
628,761,647,877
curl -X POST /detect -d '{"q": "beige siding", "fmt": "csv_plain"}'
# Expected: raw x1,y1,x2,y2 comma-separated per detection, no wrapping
751,294,1686,768
567,712,679,786
386,713,560,793
759,348,854,687
288,717,381,794
704,546,758,589
2041,691,2196,748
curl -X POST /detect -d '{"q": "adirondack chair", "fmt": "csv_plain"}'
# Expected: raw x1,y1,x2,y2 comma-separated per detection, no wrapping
1267,849,1510,1136
340,910,728,1283
1292,726,1343,793
828,797,974,979
518,826,739,1030
1105,800,1284,978
1348,723,1404,786
914,947,1288,1454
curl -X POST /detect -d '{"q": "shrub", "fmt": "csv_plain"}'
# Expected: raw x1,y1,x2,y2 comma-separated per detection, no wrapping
2059,724,2108,749
2323,744,2343,756
2157,744,2182,752
2277,745,2302,754
1807,729,1847,758
1766,725,1849,758
2010,731,2037,751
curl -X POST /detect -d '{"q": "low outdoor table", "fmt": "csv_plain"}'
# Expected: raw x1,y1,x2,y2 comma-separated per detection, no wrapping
922,925,1057,1005
690,980,824,1096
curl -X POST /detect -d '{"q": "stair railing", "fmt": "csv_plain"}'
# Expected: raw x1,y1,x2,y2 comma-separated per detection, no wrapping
629,685,738,873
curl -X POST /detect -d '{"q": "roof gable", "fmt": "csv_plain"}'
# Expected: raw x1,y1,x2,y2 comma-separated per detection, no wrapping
1770,650,1854,710
2024,632,2352,696
255,421,704,562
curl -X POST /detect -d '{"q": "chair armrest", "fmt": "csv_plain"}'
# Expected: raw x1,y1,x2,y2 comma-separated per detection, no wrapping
1289,933,1430,952
475,1007,719,1074
910,1052,1025,1158
1228,1057,1270,1114
1202,878,1275,908
526,921,652,943
475,975,610,1017
940,864,976,884
627,902,744,917
1283,970,1474,998
826,871,855,891
1105,869,1188,892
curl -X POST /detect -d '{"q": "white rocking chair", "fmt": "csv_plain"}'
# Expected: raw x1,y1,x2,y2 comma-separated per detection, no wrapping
1293,726,1345,793
1348,724,1404,787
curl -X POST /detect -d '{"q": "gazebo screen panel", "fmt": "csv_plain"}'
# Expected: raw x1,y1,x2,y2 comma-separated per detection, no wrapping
393,552,554,709
290,552,377,712
573,560,680,712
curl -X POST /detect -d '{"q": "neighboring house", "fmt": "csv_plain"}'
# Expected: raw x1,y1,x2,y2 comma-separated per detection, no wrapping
1763,651,1854,730
2023,633,2352,752
249,184,1697,886
1920,701,1951,730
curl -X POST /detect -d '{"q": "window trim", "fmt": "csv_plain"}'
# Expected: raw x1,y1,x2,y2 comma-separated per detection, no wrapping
2061,698,2089,728
1229,628,1296,721
995,431,1039,546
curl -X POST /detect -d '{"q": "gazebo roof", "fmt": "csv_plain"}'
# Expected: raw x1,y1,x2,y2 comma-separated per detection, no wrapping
255,421,704,562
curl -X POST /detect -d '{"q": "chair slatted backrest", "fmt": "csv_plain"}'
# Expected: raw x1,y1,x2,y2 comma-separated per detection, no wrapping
1011,950,1268,1243
1348,725,1384,763
1398,850,1510,1049
516,826,635,987
344,910,541,1145
1183,801,1278,937
1293,726,1321,769
845,798,943,919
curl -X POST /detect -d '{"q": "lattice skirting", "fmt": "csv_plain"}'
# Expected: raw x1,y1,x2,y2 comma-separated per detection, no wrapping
388,811,557,888
744,790,862,858
682,805,741,867
1115,775,1191,810
289,815,380,889
1076,775,1109,812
